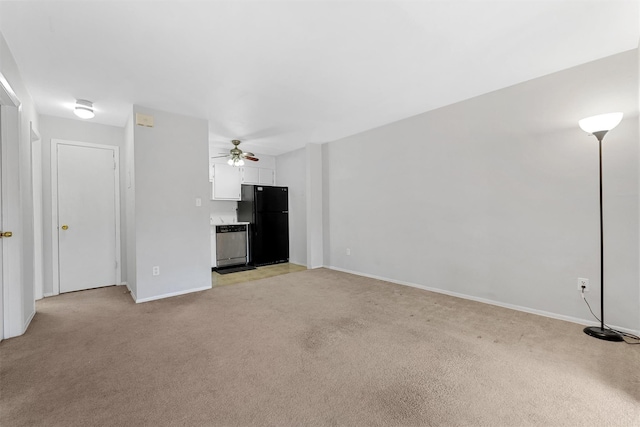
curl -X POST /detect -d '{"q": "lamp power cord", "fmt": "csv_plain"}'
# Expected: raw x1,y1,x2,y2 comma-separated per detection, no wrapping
581,287,639,344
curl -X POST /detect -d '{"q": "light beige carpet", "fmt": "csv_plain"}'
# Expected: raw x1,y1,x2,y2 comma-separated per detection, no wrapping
1,268,638,426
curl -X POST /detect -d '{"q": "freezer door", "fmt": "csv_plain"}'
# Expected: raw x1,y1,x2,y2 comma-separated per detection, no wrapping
255,186,288,212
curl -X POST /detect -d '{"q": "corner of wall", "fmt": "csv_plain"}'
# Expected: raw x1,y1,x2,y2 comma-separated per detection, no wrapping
306,144,324,268
124,110,137,295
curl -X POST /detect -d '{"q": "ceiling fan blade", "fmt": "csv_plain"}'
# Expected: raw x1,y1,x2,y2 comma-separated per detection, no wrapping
241,152,255,158
244,156,259,162
211,155,229,158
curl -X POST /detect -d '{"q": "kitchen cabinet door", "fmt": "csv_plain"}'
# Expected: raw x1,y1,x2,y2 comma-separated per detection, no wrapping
241,166,260,184
212,164,241,200
259,168,275,185
209,162,220,182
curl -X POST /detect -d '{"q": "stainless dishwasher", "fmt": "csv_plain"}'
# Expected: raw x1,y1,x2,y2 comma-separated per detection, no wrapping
215,224,248,267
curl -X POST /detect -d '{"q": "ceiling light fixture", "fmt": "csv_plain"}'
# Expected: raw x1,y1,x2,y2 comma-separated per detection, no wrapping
212,140,259,167
578,112,624,342
74,99,95,119
227,156,244,167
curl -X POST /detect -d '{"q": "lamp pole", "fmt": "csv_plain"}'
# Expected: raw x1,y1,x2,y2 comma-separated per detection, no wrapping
582,130,623,341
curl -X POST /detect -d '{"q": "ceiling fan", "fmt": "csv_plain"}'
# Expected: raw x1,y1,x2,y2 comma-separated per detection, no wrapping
212,140,259,166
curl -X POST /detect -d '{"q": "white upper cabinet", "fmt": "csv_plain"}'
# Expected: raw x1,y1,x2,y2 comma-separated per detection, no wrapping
211,164,241,200
209,163,215,182
240,166,275,186
209,149,276,199
240,167,260,184
259,168,275,185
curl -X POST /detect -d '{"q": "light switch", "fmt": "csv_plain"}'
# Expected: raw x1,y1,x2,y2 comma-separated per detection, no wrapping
195,198,202,207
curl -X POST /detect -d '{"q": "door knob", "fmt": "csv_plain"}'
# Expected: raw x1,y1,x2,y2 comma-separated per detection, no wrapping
61,225,69,230
0,231,12,238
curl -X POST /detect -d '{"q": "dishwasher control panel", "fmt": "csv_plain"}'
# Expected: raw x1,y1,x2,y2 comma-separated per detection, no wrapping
216,224,247,233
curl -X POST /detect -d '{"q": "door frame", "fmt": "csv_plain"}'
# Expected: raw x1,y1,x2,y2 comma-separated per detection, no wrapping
0,71,21,340
51,139,121,295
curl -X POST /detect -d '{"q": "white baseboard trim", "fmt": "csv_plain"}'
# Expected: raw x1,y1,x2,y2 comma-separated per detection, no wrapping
122,282,138,302
133,285,211,304
22,308,36,335
43,293,54,298
326,265,640,336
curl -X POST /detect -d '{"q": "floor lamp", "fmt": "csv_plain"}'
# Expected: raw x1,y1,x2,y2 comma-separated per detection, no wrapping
578,112,624,342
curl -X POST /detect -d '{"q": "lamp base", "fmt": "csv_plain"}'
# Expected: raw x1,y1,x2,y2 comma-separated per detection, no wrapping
583,326,623,342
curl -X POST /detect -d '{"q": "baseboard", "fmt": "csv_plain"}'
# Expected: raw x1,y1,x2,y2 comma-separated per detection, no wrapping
22,308,36,335
120,282,136,302
43,293,54,298
134,285,211,304
326,265,640,336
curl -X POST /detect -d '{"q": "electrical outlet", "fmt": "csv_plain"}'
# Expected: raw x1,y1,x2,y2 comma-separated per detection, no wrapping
346,248,351,256
577,278,589,292
153,266,160,276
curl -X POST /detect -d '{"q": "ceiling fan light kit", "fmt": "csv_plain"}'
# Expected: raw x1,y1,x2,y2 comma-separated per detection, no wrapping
213,139,259,167
228,157,245,167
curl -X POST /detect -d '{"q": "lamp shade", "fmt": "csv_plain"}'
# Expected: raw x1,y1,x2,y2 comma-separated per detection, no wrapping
578,112,623,134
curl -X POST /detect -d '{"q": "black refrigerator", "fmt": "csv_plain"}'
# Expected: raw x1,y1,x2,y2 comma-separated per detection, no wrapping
237,185,289,266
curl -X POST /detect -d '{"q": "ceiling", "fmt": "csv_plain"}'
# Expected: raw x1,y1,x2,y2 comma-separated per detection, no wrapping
0,1,637,156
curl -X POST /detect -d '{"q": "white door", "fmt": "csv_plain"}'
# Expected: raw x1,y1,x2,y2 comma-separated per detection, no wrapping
57,143,118,293
0,111,4,340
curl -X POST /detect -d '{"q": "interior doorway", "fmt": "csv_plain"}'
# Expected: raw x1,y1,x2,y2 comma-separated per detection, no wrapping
1,110,4,340
51,140,121,294
0,73,22,340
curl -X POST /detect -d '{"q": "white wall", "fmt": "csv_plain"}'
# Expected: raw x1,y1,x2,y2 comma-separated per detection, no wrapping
306,144,323,268
39,115,126,296
31,133,43,300
124,113,136,296
129,106,210,302
275,144,324,268
0,30,38,337
209,201,237,224
276,147,307,265
323,49,639,331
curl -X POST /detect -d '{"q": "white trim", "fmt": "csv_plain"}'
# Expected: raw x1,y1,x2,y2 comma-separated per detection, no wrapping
51,139,122,295
326,265,640,336
133,285,211,304
124,282,138,302
50,139,58,295
0,72,20,108
29,121,40,143
31,122,43,301
22,308,36,335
